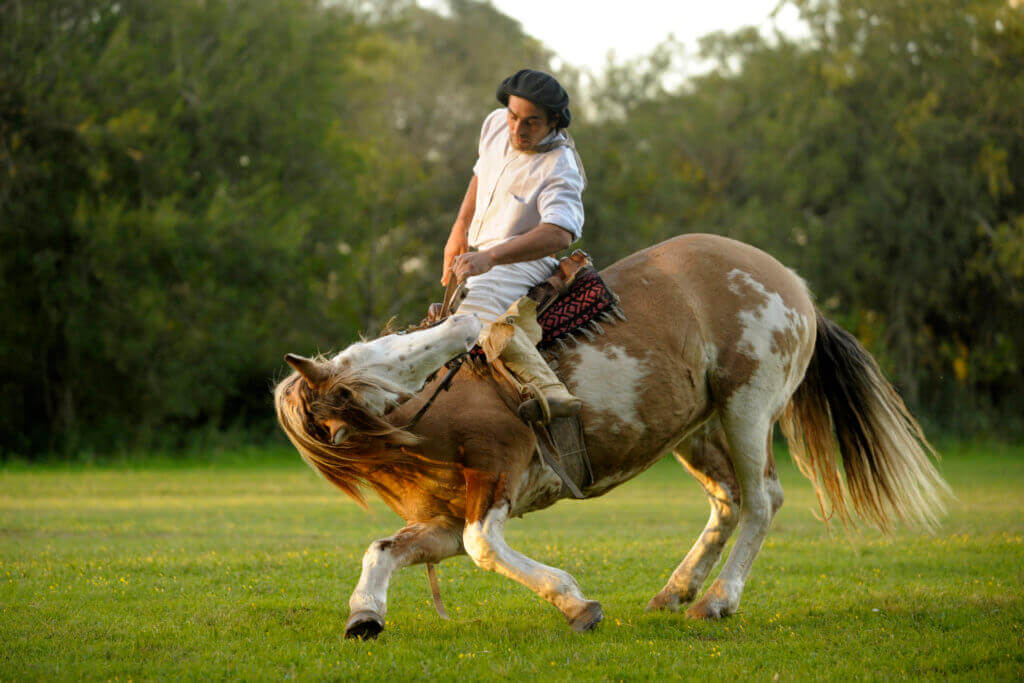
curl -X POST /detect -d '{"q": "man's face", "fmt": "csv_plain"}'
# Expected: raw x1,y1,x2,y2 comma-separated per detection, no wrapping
506,95,555,151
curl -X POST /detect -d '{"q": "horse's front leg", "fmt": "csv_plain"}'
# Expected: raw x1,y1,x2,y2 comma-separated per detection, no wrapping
345,519,462,640
461,469,603,632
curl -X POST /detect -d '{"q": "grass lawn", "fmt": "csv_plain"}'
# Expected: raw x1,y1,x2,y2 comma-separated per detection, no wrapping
1,441,1022,680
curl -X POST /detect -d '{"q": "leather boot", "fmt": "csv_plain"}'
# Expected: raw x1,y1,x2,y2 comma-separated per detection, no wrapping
499,322,581,422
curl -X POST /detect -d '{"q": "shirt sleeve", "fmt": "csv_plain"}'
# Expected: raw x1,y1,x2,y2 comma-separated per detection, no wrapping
537,152,585,241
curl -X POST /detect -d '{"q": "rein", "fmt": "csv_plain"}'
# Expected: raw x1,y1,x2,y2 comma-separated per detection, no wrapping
396,352,468,431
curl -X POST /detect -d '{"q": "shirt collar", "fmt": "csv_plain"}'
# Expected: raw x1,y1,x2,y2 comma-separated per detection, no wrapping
539,128,564,146
508,128,565,157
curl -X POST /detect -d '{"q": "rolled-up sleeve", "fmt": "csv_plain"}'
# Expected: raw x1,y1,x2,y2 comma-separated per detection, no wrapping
537,156,584,241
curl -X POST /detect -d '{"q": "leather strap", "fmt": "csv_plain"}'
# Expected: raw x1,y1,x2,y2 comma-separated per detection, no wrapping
439,278,463,319
426,563,448,619
397,354,466,431
532,423,585,499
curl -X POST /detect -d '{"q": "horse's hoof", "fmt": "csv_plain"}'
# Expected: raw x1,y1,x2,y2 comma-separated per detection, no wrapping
567,600,603,633
645,591,680,613
344,611,384,640
686,598,731,620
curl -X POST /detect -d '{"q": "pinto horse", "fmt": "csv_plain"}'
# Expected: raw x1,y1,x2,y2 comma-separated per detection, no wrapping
274,233,949,639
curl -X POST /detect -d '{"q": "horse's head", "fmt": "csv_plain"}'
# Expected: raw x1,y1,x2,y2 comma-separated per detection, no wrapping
274,313,481,451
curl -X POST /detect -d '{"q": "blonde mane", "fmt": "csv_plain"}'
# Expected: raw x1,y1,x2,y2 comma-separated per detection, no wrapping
273,366,420,507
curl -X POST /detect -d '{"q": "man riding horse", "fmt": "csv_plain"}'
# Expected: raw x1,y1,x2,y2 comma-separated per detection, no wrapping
442,69,585,421
274,69,950,639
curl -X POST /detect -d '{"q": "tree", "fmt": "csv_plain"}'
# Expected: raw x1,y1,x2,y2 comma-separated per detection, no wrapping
583,0,1024,428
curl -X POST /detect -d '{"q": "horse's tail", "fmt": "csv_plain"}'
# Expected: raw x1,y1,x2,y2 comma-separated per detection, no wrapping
779,311,952,533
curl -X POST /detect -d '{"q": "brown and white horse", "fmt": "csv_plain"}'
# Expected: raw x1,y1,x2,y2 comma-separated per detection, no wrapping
274,233,950,639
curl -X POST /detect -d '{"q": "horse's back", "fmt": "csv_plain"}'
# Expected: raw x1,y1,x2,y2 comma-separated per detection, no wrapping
607,233,816,409
603,233,812,314
565,233,816,495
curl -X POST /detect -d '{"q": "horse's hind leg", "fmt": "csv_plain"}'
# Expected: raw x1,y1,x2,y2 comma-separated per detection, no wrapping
764,439,785,526
646,424,740,612
688,411,777,620
345,519,462,639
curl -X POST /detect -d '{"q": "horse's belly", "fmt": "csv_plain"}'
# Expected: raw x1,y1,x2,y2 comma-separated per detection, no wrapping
564,331,710,494
510,458,564,516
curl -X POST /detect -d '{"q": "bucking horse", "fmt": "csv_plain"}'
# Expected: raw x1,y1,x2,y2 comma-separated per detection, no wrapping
274,233,950,639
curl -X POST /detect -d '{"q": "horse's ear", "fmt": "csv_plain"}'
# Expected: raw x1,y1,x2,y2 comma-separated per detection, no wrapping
284,353,331,387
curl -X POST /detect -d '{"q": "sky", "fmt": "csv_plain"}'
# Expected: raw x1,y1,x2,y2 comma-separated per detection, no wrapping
422,0,809,76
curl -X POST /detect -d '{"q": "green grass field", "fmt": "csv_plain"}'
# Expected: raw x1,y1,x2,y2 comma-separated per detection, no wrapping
2,441,1022,680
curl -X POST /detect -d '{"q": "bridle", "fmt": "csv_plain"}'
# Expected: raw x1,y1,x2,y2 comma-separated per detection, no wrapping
324,305,473,441
393,351,469,431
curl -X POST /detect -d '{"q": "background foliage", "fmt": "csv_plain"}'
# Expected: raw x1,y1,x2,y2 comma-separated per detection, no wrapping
2,0,1022,456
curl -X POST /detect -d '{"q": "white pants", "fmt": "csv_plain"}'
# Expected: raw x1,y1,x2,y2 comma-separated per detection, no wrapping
456,258,557,324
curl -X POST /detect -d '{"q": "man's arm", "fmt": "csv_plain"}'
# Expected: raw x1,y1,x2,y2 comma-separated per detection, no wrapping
441,175,478,286
450,222,573,284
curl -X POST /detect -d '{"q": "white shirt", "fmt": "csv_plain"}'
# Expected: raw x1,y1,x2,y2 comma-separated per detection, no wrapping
467,108,585,250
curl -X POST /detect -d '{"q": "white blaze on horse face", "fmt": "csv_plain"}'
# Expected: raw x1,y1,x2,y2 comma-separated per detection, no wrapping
567,345,648,434
333,314,482,414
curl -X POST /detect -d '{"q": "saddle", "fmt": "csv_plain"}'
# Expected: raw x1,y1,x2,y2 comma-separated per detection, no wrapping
427,251,625,499
429,250,625,335
528,251,627,351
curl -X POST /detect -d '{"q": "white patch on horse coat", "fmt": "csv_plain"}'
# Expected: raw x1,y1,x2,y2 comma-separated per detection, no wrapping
691,270,813,617
568,345,647,433
726,269,811,405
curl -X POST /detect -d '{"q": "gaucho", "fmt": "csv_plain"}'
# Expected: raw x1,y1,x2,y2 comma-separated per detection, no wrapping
443,68,587,422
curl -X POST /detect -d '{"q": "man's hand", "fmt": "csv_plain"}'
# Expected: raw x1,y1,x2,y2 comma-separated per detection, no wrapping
442,176,479,286
441,229,469,286
451,250,494,284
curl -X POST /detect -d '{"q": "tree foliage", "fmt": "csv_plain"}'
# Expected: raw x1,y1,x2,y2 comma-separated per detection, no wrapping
0,0,551,453
581,0,1024,429
1,0,1021,455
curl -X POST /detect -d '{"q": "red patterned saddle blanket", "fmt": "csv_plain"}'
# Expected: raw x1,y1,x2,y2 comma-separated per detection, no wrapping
464,257,624,358
534,266,624,351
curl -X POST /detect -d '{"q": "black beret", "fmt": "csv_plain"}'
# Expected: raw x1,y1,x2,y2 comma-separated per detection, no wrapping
496,69,571,129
